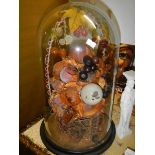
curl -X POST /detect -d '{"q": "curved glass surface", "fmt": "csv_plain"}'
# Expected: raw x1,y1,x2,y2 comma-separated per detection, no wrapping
39,0,120,151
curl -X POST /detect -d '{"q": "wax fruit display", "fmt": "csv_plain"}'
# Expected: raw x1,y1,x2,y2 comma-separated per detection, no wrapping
79,71,88,80
40,1,120,154
80,83,103,105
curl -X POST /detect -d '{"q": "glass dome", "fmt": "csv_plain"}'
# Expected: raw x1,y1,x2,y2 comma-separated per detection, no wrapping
39,0,120,154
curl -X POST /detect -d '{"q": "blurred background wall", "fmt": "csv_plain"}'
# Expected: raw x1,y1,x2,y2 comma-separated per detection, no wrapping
19,0,68,129
102,0,135,45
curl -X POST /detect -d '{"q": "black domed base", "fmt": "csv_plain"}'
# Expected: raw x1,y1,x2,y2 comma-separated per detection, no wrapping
40,120,115,155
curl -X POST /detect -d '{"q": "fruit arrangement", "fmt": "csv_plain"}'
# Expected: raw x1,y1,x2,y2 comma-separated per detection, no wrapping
49,53,113,123
43,6,116,137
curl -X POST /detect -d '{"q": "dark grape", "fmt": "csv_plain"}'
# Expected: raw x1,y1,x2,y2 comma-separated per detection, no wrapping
101,73,112,84
92,57,99,64
102,89,109,98
91,64,98,71
106,76,112,84
79,71,88,80
83,55,93,66
101,73,110,79
83,65,91,73
105,84,113,93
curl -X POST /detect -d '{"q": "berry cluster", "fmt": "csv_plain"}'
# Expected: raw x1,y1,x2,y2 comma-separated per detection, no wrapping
79,55,99,80
74,26,88,37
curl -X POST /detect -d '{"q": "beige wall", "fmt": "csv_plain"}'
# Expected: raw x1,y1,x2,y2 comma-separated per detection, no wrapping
102,0,135,45
19,0,68,128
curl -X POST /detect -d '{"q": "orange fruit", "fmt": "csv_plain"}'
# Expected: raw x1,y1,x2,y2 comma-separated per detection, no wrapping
59,48,67,58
